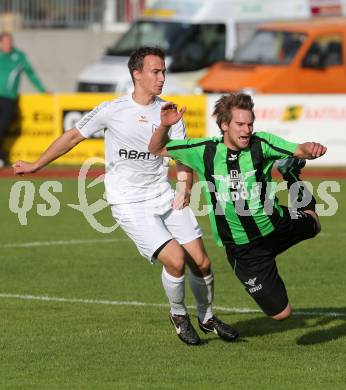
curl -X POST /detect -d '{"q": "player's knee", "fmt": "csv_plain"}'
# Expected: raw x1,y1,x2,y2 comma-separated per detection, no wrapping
168,258,185,276
314,219,322,235
304,210,321,236
183,241,211,276
271,304,291,321
311,214,321,235
197,254,211,275
156,240,187,276
157,254,185,276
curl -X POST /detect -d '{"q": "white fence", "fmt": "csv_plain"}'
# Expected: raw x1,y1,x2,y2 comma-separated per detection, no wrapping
0,0,146,30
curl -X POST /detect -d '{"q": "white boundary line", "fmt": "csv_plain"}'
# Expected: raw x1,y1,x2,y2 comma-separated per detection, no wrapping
0,237,128,249
0,293,345,318
0,235,212,249
0,232,343,249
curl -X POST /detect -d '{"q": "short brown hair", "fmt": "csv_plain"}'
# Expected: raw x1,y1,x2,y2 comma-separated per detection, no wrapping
213,93,255,132
128,46,165,84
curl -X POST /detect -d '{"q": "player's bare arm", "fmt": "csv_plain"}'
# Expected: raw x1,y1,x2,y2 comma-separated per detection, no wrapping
13,127,85,175
294,142,327,160
148,103,186,156
173,163,193,209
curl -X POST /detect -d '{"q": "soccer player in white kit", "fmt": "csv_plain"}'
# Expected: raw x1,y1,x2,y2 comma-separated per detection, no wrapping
13,47,238,345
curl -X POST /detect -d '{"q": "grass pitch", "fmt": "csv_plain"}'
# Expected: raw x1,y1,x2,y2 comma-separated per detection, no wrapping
0,175,345,389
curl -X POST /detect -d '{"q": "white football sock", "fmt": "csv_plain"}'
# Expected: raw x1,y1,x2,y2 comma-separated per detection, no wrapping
189,271,214,323
161,267,187,316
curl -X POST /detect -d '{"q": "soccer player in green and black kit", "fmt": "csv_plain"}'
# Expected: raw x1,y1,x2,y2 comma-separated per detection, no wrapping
148,93,327,321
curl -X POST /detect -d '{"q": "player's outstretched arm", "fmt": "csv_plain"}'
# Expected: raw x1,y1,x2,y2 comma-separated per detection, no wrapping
294,142,327,160
148,103,186,157
13,128,85,175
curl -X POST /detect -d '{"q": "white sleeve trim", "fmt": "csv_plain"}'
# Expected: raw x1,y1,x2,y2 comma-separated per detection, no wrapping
75,101,110,138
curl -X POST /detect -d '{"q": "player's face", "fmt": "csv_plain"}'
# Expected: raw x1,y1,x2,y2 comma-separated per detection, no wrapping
222,108,254,151
0,35,13,53
134,55,166,96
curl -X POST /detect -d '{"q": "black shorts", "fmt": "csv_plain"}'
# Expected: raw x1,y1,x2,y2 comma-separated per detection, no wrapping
225,207,318,316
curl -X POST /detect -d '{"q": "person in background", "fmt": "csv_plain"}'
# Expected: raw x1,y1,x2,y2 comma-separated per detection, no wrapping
0,32,47,167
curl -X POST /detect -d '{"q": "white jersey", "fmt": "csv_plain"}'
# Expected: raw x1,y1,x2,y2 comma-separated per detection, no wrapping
76,94,186,204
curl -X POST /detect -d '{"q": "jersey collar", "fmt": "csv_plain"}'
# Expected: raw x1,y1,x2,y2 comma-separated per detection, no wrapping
129,94,159,110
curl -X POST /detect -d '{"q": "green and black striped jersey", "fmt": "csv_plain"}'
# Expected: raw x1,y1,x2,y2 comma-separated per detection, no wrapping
167,131,298,246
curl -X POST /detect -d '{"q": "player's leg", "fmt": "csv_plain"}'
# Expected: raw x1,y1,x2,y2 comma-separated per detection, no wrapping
165,206,239,341
182,236,211,277
154,239,201,345
111,203,200,345
183,238,214,322
304,209,321,233
266,209,319,320
255,277,292,321
225,204,320,321
277,157,316,210
277,157,322,232
269,207,320,257
225,244,292,320
272,303,291,320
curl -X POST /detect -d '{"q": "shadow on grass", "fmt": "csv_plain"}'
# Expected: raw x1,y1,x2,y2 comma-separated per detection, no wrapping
221,308,346,346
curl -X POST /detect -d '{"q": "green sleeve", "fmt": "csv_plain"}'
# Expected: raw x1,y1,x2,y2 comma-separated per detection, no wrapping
255,131,298,160
22,53,46,93
166,138,208,172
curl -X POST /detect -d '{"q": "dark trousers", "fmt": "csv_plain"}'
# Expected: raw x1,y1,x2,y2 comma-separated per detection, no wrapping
0,96,18,160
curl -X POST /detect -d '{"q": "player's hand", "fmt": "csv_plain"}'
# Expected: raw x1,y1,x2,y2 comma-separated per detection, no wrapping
310,142,327,159
296,142,327,159
172,181,191,209
172,190,191,209
12,161,39,175
160,103,186,128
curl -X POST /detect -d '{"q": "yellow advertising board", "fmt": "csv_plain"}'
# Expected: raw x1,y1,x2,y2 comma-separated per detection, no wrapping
6,93,206,165
6,94,56,162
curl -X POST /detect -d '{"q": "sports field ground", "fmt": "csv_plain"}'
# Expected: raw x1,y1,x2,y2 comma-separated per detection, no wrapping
1,170,345,389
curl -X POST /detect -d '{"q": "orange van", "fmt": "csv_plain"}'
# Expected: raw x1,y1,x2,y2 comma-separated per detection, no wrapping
198,18,346,93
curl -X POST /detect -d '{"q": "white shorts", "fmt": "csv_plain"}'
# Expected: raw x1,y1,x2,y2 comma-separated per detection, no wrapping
111,191,202,262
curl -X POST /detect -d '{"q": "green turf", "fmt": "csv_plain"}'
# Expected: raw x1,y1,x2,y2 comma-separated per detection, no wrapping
1,177,345,389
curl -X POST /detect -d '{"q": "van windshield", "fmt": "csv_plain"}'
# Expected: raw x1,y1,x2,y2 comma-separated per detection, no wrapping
107,21,183,56
233,30,306,65
106,20,226,72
